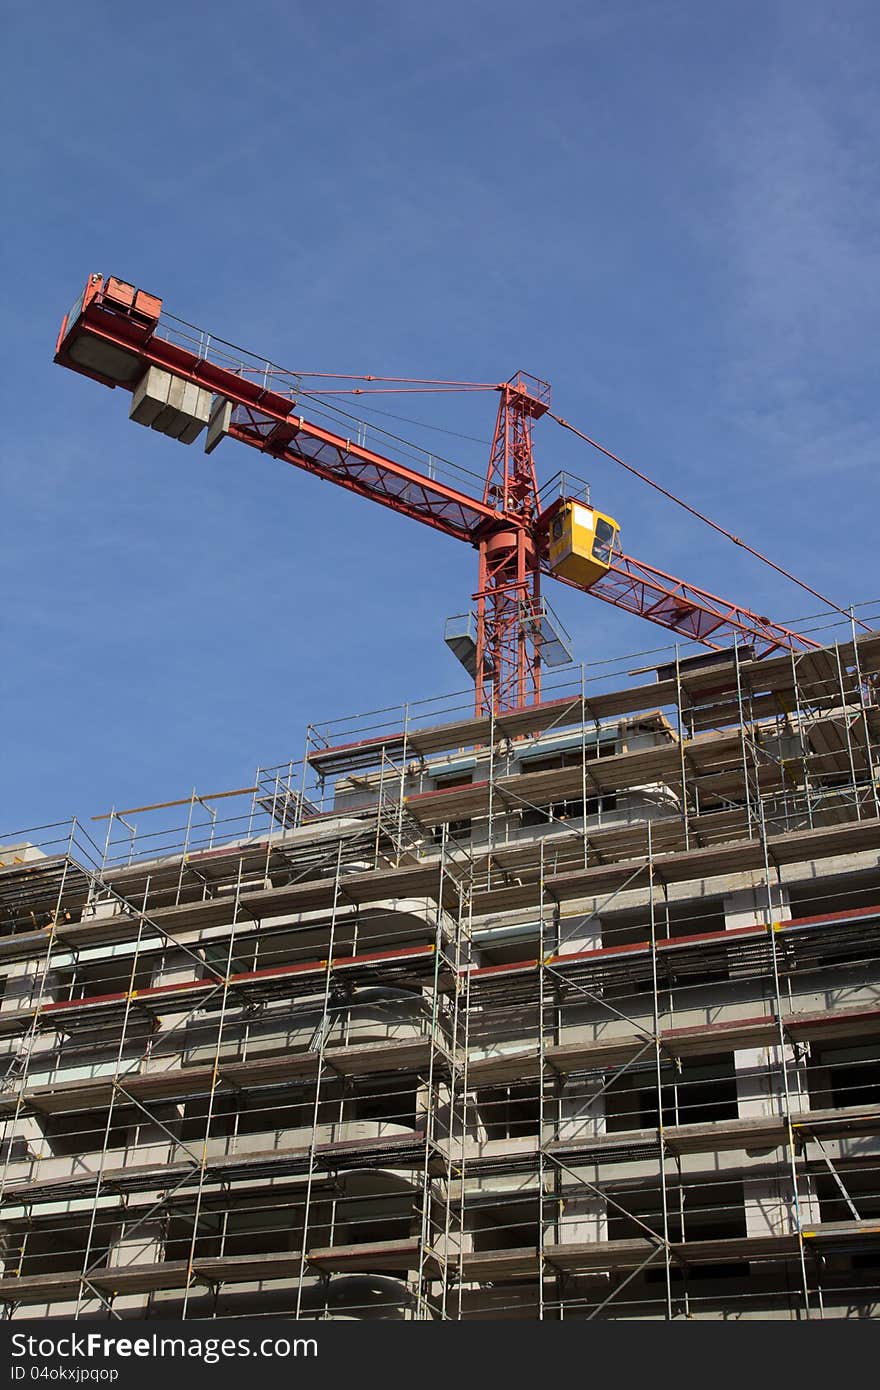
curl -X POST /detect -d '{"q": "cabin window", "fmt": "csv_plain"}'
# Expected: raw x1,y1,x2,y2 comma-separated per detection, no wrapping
592,519,615,564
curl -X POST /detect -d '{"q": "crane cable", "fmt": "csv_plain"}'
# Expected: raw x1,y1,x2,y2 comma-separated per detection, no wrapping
298,389,485,485
550,412,872,633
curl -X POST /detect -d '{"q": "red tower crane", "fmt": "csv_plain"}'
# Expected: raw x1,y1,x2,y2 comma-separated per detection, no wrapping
54,274,821,715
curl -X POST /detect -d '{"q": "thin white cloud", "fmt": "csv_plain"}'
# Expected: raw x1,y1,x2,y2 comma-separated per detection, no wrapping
711,23,880,478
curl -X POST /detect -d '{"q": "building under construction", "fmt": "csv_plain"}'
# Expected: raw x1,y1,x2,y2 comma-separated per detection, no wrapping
2,619,880,1321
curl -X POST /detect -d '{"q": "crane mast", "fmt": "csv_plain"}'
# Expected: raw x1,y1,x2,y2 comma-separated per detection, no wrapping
54,273,822,719
475,374,547,714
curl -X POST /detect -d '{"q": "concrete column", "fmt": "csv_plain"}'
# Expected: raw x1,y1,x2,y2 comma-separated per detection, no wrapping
724,884,819,1232
2,1113,40,1170
554,912,606,1140
102,1218,166,1316
109,1219,164,1269
151,948,195,990
80,895,123,922
1,959,58,1140
724,881,791,931
1,958,45,1013
553,912,607,1245
741,1176,803,1236
725,884,796,1119
555,1185,608,1244
556,910,602,956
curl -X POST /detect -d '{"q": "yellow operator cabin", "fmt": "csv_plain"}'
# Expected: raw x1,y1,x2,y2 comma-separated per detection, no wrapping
548,500,620,588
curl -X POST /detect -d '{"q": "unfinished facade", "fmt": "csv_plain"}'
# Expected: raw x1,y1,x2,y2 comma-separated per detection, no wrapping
1,626,879,1320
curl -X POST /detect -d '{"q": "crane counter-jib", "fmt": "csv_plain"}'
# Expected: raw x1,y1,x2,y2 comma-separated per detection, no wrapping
54,273,501,546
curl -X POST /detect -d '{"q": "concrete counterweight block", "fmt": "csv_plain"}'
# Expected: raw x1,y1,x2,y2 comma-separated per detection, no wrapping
205,395,232,454
129,366,212,444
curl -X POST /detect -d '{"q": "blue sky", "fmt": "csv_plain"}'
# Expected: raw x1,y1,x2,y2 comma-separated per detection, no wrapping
2,0,879,833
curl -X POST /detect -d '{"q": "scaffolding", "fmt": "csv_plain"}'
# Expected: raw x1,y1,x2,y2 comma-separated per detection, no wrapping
1,606,880,1320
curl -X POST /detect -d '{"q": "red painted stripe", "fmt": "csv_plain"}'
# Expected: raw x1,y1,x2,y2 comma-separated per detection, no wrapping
470,960,538,979
786,904,880,930
333,944,433,969
41,990,128,1014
